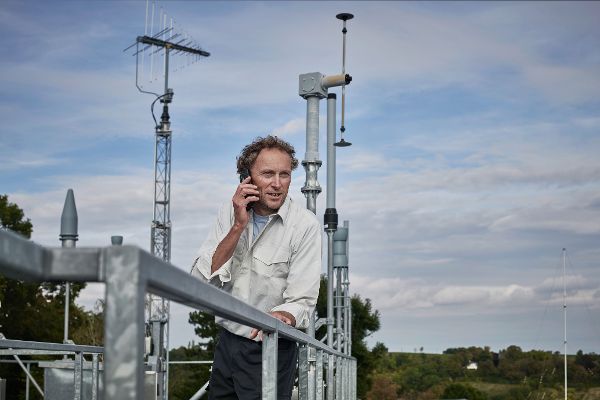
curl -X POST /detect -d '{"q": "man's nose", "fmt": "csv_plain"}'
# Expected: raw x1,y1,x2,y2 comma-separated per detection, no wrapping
272,175,282,188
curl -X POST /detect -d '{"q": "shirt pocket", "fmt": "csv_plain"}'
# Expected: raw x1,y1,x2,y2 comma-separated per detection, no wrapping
253,244,291,278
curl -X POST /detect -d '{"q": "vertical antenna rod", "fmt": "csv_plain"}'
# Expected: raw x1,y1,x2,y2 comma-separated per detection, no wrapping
335,13,354,147
563,247,567,400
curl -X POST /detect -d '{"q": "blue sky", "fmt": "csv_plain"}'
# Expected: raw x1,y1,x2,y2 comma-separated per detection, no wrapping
1,1,600,354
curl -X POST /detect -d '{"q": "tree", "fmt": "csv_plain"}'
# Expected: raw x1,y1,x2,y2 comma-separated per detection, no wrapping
0,194,32,237
168,342,213,400
187,309,219,355
442,383,487,400
366,373,399,400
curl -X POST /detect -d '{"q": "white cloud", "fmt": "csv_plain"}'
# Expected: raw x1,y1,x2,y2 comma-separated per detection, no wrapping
351,275,537,313
271,118,304,137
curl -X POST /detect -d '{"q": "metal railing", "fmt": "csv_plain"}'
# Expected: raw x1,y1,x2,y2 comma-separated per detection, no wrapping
0,339,103,399
0,228,356,400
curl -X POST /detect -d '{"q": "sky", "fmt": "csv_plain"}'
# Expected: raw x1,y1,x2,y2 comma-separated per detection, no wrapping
1,1,599,355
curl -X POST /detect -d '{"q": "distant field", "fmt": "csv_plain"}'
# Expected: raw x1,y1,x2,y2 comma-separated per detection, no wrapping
583,388,600,400
468,382,600,400
469,382,517,397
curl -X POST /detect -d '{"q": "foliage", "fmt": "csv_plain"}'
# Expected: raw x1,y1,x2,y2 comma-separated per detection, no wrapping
366,373,399,400
0,194,33,237
187,309,219,355
442,383,488,400
369,345,600,400
168,342,213,400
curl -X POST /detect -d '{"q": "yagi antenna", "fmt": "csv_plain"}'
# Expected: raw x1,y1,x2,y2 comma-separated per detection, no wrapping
334,12,354,147
123,0,210,98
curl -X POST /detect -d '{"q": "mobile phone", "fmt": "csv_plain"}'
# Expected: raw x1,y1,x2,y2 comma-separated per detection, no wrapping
239,168,250,183
239,168,253,210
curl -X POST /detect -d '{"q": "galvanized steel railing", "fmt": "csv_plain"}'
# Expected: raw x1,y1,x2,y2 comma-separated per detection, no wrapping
0,338,103,399
0,229,356,400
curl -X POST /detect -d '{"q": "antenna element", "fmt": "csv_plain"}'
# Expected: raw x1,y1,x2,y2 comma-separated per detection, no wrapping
335,12,354,147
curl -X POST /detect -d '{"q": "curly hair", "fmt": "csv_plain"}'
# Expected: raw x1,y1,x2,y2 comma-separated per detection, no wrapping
236,135,299,174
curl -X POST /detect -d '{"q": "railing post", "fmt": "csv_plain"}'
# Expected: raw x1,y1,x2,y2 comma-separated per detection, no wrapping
73,351,83,400
352,359,357,400
344,358,349,400
25,362,30,400
315,350,324,400
299,345,316,400
335,356,342,400
299,345,309,400
262,329,278,400
103,246,147,399
327,354,335,400
92,353,99,400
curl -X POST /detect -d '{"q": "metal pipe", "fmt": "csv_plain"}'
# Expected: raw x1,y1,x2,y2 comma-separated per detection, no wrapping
305,96,319,162
189,380,210,400
316,349,324,400
74,351,83,400
343,267,350,356
308,310,315,338
344,220,351,356
262,330,279,400
302,96,322,214
321,74,349,89
326,94,336,209
326,354,334,400
335,356,342,400
335,267,343,352
60,189,78,345
25,362,30,400
326,230,335,350
326,229,335,400
13,354,44,397
92,353,99,400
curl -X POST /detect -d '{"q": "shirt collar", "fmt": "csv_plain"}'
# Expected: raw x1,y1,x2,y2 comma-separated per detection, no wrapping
252,195,292,225
274,195,292,225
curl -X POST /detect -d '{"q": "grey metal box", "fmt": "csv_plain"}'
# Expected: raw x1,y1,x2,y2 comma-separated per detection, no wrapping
40,360,103,400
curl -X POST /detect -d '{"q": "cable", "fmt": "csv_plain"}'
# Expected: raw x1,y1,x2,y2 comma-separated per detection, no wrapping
151,93,169,128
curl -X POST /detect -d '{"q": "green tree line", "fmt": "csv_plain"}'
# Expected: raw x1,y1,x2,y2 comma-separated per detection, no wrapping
367,344,600,400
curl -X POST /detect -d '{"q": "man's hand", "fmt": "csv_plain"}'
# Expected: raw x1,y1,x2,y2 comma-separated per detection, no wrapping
249,311,296,340
233,176,259,228
210,177,260,274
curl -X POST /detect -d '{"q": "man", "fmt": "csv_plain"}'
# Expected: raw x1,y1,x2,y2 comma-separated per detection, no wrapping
191,135,322,399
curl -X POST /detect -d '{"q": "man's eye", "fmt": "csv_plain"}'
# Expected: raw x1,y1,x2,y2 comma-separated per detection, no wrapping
280,173,290,179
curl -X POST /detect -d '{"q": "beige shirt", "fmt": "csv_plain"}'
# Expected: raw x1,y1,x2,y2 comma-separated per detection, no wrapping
191,195,322,338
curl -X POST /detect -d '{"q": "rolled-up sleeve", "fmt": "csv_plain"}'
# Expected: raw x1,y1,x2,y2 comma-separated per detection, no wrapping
270,217,322,329
190,203,234,285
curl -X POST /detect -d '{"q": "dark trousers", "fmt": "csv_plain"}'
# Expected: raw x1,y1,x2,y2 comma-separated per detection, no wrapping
208,328,298,400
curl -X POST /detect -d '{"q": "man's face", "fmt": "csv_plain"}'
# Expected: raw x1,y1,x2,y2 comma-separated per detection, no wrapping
249,147,292,216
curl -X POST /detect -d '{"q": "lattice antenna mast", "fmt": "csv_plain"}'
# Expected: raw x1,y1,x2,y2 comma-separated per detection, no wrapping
124,2,209,399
